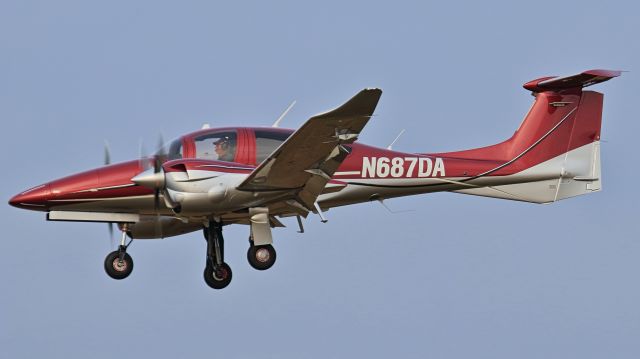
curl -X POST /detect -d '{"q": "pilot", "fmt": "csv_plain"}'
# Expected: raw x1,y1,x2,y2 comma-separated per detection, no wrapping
214,136,235,162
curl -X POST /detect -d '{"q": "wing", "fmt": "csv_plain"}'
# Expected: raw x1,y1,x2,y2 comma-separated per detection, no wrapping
237,88,382,210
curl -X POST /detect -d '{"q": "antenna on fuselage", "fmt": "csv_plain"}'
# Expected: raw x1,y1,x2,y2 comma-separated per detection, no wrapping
272,100,296,128
387,129,406,150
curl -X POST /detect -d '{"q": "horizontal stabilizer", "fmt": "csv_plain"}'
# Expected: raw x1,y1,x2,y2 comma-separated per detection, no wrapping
523,69,621,92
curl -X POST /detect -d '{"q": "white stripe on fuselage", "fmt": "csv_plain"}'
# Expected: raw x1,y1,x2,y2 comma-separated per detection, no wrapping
334,171,362,176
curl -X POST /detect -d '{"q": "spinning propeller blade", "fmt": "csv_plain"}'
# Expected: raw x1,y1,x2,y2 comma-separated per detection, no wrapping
153,134,167,214
108,222,115,249
103,140,111,165
103,141,115,248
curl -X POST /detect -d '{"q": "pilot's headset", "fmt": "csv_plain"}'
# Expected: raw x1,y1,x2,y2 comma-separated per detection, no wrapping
214,136,231,150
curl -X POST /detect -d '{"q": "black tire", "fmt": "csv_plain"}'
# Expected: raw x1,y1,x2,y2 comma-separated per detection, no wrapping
247,244,276,271
104,251,134,280
203,262,232,289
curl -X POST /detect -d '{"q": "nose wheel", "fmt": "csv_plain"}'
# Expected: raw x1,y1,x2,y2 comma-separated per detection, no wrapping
104,228,134,280
247,243,276,270
104,246,134,279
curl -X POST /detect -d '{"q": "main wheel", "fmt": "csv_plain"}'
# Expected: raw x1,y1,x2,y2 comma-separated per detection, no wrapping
104,251,134,280
247,244,276,270
203,262,232,289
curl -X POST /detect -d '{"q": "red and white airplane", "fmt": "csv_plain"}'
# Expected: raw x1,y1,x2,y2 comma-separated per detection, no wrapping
9,69,620,289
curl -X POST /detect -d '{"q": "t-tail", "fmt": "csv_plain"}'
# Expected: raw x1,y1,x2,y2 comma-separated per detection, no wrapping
442,69,621,203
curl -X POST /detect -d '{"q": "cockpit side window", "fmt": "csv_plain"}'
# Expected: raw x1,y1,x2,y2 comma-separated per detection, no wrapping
255,130,291,164
194,131,237,162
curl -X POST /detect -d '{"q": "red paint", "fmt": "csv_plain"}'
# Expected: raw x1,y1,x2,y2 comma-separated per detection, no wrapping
523,76,557,92
10,160,152,211
8,184,52,210
523,69,621,92
244,128,257,165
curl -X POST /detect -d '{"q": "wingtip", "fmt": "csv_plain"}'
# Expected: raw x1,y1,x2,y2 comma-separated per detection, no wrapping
363,87,383,94
583,69,623,78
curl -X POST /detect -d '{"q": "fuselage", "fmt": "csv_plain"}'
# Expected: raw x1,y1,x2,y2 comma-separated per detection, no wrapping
8,124,564,218
11,80,608,219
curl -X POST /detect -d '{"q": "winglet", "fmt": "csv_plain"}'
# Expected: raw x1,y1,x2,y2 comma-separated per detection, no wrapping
523,69,622,92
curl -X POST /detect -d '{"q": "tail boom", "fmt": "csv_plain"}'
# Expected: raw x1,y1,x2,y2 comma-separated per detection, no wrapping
321,70,618,207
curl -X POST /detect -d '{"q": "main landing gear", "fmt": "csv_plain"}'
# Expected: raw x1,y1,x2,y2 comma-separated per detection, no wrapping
247,241,276,271
104,229,134,280
246,207,277,271
201,219,279,289
203,220,232,289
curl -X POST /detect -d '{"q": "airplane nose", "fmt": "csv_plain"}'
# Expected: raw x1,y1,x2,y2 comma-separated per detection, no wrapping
9,184,51,210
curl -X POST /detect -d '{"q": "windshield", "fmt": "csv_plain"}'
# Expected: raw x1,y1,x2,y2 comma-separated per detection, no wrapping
156,138,183,160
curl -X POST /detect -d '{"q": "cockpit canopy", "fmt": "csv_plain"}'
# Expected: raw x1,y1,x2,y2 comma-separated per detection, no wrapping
159,127,293,165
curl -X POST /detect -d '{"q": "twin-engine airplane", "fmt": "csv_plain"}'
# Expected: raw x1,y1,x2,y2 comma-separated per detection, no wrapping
9,69,620,289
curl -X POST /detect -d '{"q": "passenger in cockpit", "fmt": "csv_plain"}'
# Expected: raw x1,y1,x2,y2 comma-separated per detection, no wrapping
214,136,235,162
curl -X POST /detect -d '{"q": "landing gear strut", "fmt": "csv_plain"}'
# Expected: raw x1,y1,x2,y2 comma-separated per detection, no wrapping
246,207,277,271
104,229,134,280
203,220,232,289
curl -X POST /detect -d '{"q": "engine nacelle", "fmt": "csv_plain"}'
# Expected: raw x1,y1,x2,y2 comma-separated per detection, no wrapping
160,159,288,216
166,174,276,216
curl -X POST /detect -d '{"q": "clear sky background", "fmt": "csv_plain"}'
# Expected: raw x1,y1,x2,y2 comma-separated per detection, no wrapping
1,1,638,358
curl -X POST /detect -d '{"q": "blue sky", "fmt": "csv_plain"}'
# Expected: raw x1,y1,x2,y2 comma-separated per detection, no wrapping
1,1,638,358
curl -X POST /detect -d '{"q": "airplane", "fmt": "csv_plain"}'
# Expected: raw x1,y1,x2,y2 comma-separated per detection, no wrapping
9,69,621,290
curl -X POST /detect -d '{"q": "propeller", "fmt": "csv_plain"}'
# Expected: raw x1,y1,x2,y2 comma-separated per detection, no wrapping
108,221,115,249
104,136,174,243
131,134,170,238
104,140,116,249
104,140,111,166
154,134,166,214
153,134,169,238
138,138,151,171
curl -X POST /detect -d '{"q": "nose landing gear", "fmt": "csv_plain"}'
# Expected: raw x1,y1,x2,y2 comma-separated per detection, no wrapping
104,229,134,280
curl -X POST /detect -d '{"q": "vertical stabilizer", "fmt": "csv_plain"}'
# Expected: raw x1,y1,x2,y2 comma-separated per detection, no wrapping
450,70,619,203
